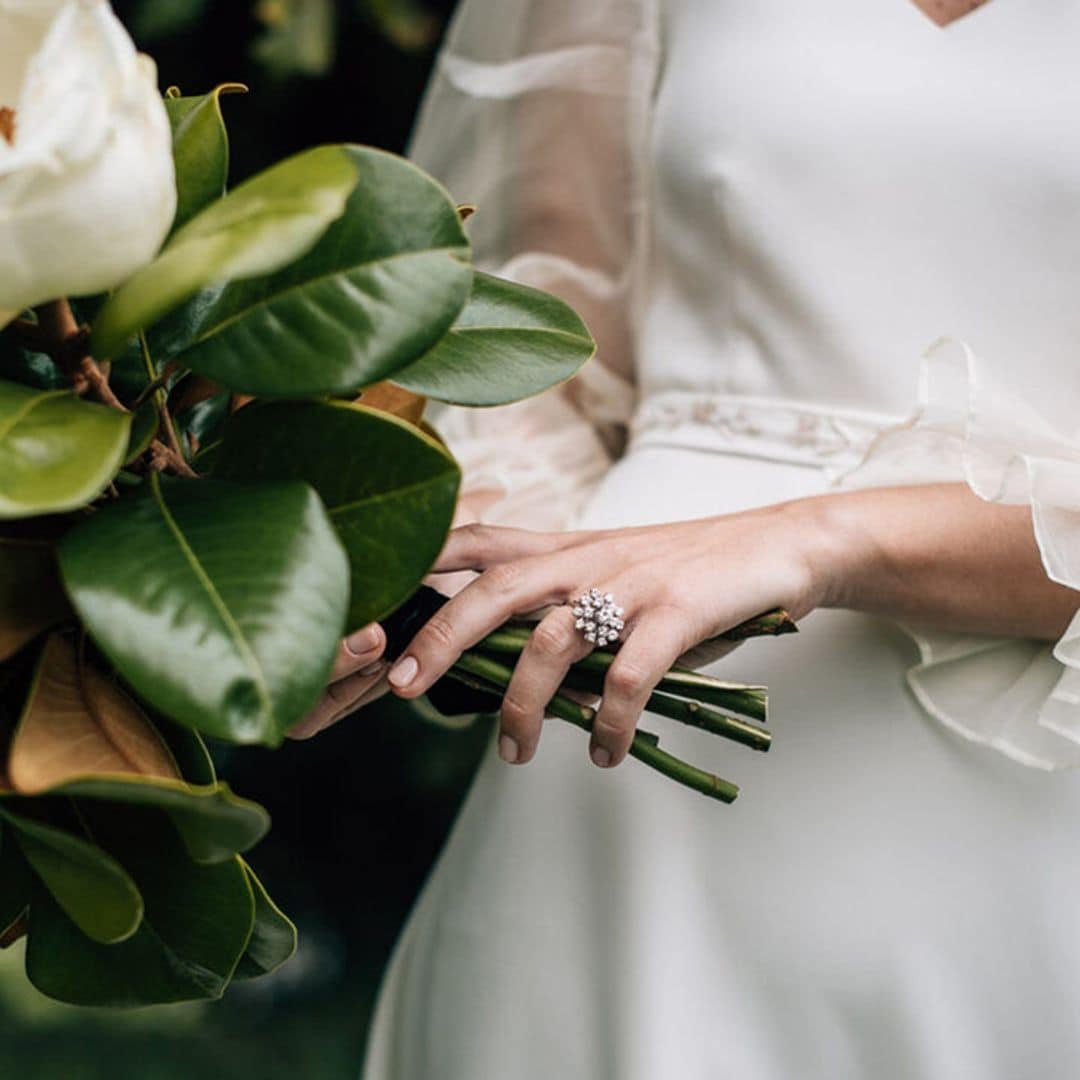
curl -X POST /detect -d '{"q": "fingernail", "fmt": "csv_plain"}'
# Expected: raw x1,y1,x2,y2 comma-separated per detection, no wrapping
388,654,418,688
591,745,612,768
345,625,380,657
498,734,519,763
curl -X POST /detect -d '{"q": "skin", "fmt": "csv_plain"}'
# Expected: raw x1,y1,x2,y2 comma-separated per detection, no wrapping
290,482,1080,766
910,0,991,27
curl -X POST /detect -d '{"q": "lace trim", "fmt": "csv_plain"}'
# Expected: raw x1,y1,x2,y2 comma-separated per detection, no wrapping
628,390,903,471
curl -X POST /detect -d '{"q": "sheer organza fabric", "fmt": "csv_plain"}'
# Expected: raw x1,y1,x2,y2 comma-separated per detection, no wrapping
407,0,660,530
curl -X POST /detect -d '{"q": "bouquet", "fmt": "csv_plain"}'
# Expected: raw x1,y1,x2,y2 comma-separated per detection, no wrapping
0,1,791,1009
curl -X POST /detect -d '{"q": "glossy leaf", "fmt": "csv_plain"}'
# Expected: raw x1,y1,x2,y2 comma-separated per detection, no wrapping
0,337,63,391
167,145,472,397
92,145,360,360
8,634,180,793
125,399,160,464
0,806,142,945
153,712,217,786
0,538,69,661
393,272,595,405
26,824,254,1006
214,400,459,629
0,380,131,519
165,83,246,231
58,474,349,745
171,382,230,456
64,779,269,865
0,823,33,937
232,858,296,979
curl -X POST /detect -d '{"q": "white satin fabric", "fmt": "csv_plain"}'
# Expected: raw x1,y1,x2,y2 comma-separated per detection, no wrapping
364,2,1080,1076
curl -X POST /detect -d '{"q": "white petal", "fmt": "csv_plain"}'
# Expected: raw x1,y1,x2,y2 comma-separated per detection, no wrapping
0,0,176,311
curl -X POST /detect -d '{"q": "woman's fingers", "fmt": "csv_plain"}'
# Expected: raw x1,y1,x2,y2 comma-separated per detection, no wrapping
287,622,388,740
330,622,386,681
287,661,389,739
387,551,589,700
497,606,595,764
590,608,692,768
431,521,599,573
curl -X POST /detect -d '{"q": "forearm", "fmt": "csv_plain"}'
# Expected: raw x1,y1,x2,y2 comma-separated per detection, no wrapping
806,482,1079,640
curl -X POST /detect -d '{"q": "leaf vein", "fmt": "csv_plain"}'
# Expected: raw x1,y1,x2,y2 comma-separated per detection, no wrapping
148,474,273,721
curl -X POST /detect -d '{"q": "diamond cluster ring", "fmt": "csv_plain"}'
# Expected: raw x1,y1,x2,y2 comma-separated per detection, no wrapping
571,588,625,647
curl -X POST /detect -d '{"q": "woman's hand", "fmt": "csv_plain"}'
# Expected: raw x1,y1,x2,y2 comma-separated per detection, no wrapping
287,623,389,740
383,501,832,769
290,480,1079,752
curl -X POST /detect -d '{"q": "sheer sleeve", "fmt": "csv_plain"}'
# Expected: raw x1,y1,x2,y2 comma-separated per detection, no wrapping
839,337,1080,770
404,0,662,531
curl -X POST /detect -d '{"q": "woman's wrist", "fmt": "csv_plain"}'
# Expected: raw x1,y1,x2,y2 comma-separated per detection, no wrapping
779,490,882,614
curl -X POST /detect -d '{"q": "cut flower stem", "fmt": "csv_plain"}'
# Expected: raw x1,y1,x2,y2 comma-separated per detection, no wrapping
449,651,741,803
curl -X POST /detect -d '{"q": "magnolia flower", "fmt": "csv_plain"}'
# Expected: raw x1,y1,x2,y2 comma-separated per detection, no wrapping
0,0,176,322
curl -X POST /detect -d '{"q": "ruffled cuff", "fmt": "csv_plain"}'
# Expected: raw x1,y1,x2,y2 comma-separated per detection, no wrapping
838,337,1080,769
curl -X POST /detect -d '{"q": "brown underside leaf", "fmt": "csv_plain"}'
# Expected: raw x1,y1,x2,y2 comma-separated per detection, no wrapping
168,372,219,415
355,381,427,426
417,418,447,448
0,538,71,661
0,911,27,948
8,634,181,795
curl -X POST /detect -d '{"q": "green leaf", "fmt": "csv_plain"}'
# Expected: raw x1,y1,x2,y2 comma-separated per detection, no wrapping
254,0,335,77
0,336,63,391
152,713,217,786
166,145,472,397
214,400,459,629
165,83,246,231
58,474,349,745
92,145,360,360
0,823,33,935
0,537,69,661
125,399,160,464
393,272,595,405
0,805,142,945
0,380,131,519
25,824,254,1006
172,386,230,456
61,778,269,864
232,858,296,980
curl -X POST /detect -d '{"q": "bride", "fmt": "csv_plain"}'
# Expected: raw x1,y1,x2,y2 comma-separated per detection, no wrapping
295,0,1080,1075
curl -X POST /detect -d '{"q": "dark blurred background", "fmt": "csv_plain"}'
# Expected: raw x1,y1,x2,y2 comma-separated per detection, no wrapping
0,3,496,1077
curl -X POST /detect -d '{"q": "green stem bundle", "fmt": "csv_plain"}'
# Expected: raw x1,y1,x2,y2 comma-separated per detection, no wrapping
448,652,740,804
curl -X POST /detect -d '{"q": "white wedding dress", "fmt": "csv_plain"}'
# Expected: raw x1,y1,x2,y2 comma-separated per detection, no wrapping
362,2,1080,1077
